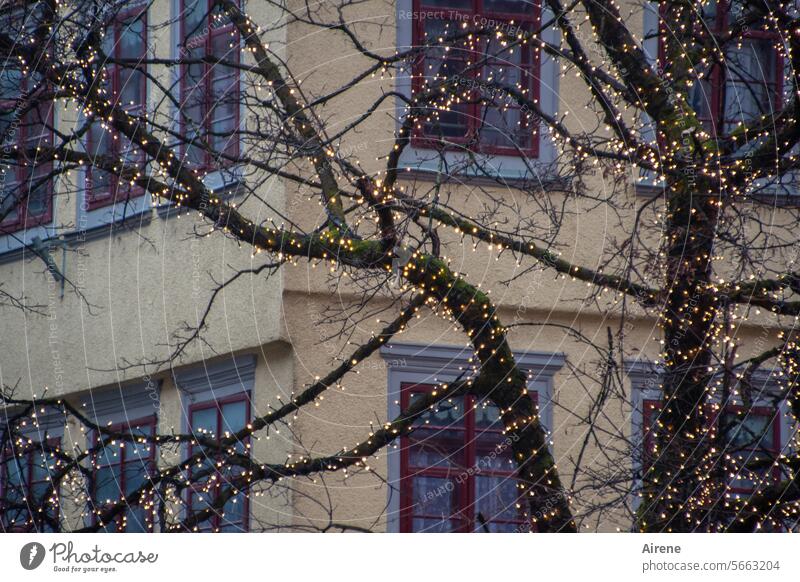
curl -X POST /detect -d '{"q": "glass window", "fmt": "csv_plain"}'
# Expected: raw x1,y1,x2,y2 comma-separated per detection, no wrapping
1,440,61,532
399,383,535,532
656,0,782,137
179,0,240,169
0,4,53,232
720,408,780,496
91,418,156,532
86,5,148,208
413,0,541,156
187,396,250,531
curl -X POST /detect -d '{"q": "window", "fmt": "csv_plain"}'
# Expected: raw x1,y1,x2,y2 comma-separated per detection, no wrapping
86,3,148,209
0,439,61,532
399,382,534,532
411,0,541,156
630,358,788,508
79,379,161,532
91,416,156,532
657,0,783,136
717,406,782,496
179,0,240,169
0,4,54,232
187,396,249,532
381,342,564,532
174,355,256,532
640,398,782,493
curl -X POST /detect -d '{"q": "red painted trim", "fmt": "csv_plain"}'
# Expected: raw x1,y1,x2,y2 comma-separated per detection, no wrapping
178,0,240,172
187,392,251,531
90,414,157,532
398,381,535,532
655,0,784,138
85,5,148,210
410,0,541,159
1,436,62,532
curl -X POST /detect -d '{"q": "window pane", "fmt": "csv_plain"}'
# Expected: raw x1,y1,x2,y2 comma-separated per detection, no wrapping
422,19,468,80
410,475,458,518
96,440,121,467
409,392,465,426
30,450,55,482
191,406,217,438
420,0,471,8
127,426,154,460
690,75,713,122
723,412,773,449
182,0,207,40
26,167,50,217
183,43,207,165
474,475,520,522
7,457,26,491
0,110,15,146
219,492,245,531
412,517,459,532
118,16,146,108
189,490,215,531
210,34,238,153
123,462,148,497
724,38,778,130
474,431,516,471
0,175,21,223
420,19,469,138
474,400,503,429
221,400,247,435
87,122,113,197
482,521,522,532
124,506,149,532
30,480,50,501
95,465,122,503
0,67,22,101
408,427,465,468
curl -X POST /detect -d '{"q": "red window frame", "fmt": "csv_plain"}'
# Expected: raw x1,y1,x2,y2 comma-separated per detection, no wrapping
0,102,54,233
0,4,54,233
642,398,781,495
178,0,240,171
0,437,61,532
716,404,781,496
90,415,157,533
85,3,148,210
656,0,783,137
410,0,541,157
398,382,536,532
186,393,250,532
